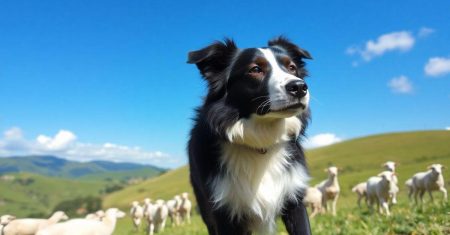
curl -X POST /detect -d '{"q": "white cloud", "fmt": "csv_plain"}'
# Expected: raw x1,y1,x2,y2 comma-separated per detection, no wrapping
446,127,450,131
418,27,435,38
4,127,23,140
36,130,77,151
0,127,169,165
388,75,414,94
303,133,343,149
424,57,450,77
347,31,415,61
0,127,29,152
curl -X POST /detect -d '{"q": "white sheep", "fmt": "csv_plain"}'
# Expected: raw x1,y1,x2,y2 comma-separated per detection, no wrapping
178,192,192,224
85,210,105,221
154,200,168,232
315,166,340,216
302,187,323,218
382,161,399,204
352,182,368,208
3,211,68,235
144,200,169,235
405,178,414,201
0,215,15,235
0,215,15,225
412,164,447,204
142,198,152,218
166,195,181,226
130,201,144,231
35,208,125,235
366,171,396,216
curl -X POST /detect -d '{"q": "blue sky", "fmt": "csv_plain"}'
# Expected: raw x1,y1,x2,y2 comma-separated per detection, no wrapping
0,0,449,168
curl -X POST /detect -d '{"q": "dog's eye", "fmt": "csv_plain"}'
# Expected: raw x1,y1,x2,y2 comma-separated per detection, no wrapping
288,65,297,73
249,66,263,74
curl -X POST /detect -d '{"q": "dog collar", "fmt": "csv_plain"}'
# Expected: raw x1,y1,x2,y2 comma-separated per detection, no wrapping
234,143,271,154
253,147,268,154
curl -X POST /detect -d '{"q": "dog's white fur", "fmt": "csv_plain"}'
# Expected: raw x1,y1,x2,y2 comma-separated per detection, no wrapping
226,116,302,149
212,115,308,234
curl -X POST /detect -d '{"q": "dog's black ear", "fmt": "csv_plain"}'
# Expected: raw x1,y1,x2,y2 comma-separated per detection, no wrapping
268,36,312,60
187,39,238,79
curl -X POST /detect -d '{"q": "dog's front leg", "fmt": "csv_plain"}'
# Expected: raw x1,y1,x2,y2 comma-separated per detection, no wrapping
281,200,312,235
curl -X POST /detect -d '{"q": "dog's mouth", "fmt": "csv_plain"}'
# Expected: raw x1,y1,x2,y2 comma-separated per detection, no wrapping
271,102,306,113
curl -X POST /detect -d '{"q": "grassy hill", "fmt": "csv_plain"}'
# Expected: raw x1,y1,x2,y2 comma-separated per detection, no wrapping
104,130,450,234
0,173,108,217
79,167,164,182
306,130,450,205
105,130,450,208
0,155,165,181
104,164,194,208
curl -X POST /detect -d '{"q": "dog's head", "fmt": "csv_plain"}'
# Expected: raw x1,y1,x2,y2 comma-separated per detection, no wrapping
188,37,312,120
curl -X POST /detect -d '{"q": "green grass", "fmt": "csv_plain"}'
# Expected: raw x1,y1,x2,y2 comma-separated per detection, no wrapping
307,202,449,235
106,130,450,234
110,197,449,235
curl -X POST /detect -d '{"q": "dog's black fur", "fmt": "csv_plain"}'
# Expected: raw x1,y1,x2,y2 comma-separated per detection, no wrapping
187,37,312,235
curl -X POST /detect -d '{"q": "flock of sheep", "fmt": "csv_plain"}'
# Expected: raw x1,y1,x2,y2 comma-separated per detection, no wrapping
129,192,192,235
303,161,447,218
0,193,193,235
0,208,124,235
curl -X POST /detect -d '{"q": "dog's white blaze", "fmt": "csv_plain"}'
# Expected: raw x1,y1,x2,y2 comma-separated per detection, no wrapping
213,116,309,234
259,48,306,111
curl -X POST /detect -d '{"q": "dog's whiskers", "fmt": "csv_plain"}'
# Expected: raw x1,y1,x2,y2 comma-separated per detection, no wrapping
256,99,271,114
310,95,322,106
251,95,271,102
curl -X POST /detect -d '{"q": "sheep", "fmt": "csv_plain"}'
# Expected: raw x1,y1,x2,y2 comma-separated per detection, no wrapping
35,208,125,235
405,178,414,201
366,171,396,216
0,215,15,226
352,182,368,208
166,195,181,226
144,200,169,235
178,192,192,224
3,211,68,235
315,166,340,216
130,201,144,231
153,200,168,232
85,210,105,221
302,187,323,218
1,215,15,235
412,164,447,204
142,198,152,218
382,161,399,204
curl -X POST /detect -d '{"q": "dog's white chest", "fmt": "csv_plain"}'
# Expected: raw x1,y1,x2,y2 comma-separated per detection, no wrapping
211,144,308,232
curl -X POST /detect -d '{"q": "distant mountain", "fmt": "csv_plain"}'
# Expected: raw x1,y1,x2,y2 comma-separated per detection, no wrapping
0,155,165,180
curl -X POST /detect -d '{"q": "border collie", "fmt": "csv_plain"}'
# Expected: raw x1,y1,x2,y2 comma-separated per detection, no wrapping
188,37,312,235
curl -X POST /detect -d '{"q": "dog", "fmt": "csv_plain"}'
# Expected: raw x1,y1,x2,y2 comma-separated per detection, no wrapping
188,37,312,235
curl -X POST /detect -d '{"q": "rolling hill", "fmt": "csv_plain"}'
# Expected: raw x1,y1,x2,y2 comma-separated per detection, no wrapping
0,172,108,217
103,130,450,210
0,155,165,181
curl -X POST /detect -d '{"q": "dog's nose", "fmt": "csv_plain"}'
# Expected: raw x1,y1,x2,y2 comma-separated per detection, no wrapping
285,80,308,98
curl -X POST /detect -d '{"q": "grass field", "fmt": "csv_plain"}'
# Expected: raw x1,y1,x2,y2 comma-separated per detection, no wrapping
105,130,450,235
112,202,449,235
